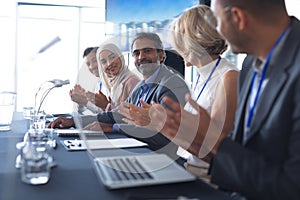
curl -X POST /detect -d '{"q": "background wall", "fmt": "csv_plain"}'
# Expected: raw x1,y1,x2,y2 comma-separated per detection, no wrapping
0,0,298,114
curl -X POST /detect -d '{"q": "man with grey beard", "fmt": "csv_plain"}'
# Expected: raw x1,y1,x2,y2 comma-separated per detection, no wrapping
50,32,190,155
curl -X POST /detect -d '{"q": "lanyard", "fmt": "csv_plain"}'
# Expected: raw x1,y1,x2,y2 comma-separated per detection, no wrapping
194,57,221,102
246,26,290,132
99,82,102,91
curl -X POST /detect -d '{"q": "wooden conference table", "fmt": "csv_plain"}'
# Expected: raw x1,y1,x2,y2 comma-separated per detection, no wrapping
0,117,232,200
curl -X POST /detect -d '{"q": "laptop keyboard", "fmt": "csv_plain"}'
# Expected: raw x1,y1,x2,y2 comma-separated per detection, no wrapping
99,157,153,182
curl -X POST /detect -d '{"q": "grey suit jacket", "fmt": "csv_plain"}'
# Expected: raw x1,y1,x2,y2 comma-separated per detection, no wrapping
97,64,190,155
210,17,300,200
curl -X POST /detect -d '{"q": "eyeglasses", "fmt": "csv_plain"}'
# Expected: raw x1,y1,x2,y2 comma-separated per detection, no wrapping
132,48,157,57
204,6,232,30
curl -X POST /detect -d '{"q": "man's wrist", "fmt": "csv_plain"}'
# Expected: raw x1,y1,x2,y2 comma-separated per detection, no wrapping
71,118,76,128
112,123,120,132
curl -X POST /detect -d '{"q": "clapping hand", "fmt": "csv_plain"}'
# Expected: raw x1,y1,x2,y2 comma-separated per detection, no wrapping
150,95,222,161
69,84,88,106
119,100,151,126
93,90,111,111
118,99,166,132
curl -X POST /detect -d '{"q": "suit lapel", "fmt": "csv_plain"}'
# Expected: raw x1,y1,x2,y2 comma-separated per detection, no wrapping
143,65,168,103
130,82,144,105
231,64,254,141
245,64,289,142
132,65,168,104
145,82,160,103
244,21,298,143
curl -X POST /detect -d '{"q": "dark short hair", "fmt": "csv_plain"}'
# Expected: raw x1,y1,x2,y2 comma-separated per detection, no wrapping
83,47,98,58
219,0,285,17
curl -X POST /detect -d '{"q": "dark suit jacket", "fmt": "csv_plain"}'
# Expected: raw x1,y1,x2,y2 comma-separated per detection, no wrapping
210,17,300,200
97,64,190,155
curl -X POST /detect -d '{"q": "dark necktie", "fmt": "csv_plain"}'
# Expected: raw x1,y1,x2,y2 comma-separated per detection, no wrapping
137,84,149,107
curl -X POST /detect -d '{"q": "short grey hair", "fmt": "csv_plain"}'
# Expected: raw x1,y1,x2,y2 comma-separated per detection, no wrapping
130,32,166,63
130,32,164,52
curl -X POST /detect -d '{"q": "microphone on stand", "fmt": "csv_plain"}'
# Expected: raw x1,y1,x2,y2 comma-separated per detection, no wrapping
28,36,65,128
35,79,70,115
48,79,70,87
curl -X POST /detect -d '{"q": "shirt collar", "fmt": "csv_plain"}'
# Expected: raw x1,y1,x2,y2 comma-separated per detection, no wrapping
253,27,291,75
195,58,221,79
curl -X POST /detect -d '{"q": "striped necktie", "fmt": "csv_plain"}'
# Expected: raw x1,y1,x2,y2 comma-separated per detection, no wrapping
137,84,149,107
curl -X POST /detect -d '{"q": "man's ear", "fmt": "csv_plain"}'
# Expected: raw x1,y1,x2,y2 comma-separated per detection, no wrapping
230,7,248,30
159,50,165,63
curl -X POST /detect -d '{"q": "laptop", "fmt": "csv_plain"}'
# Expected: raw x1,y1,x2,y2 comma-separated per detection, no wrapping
93,153,196,189
71,113,195,189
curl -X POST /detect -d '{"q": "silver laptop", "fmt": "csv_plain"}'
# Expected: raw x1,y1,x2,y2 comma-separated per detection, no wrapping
93,153,196,189
71,113,196,189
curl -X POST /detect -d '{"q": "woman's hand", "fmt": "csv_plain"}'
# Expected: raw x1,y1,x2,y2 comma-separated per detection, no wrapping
150,95,222,161
93,91,111,110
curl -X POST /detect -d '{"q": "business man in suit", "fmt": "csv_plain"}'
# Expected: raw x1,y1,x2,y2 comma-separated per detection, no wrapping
147,0,300,199
50,32,190,154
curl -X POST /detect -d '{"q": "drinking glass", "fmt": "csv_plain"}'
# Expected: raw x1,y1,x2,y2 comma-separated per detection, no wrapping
0,92,16,131
20,138,51,185
32,111,46,130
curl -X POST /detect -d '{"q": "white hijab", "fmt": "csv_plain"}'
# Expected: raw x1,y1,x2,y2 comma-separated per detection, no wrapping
96,43,135,105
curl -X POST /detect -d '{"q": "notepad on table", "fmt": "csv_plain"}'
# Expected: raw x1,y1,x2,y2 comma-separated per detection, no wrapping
62,138,148,151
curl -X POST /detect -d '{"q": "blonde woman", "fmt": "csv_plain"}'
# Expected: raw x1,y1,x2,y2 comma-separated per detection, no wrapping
170,5,239,180
119,5,239,182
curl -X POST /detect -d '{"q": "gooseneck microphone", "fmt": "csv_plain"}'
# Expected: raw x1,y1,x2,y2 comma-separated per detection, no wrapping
35,79,70,114
48,79,70,87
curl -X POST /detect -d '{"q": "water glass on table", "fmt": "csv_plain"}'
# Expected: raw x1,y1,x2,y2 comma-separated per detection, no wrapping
17,127,55,184
20,139,51,185
0,92,16,131
32,111,47,130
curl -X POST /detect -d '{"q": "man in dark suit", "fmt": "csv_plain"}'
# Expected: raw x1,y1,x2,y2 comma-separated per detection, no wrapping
147,0,300,199
49,32,190,154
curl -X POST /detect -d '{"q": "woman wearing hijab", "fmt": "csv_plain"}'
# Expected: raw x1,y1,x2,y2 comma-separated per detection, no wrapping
94,43,140,111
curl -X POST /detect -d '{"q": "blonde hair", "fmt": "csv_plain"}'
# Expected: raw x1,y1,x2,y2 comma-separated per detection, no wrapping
171,5,227,60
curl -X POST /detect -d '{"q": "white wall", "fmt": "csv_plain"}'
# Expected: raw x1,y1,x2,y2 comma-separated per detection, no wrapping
0,1,106,114
286,0,300,19
0,0,299,114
